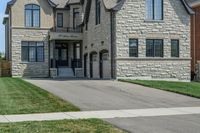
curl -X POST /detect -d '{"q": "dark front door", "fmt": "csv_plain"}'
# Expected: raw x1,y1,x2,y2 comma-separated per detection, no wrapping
90,54,93,78
99,53,103,79
56,44,68,67
84,54,88,77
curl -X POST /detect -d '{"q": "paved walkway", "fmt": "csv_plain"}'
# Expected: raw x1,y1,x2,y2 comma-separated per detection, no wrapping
1,107,200,123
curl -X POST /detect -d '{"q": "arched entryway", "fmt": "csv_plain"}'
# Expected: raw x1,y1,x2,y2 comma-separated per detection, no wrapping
99,49,109,79
90,51,97,78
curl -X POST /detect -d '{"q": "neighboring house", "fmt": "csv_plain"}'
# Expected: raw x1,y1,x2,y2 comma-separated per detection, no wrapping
3,0,194,81
188,0,200,80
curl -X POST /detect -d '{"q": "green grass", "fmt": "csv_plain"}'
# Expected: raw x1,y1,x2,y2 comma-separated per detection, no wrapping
0,119,125,133
120,79,200,98
0,78,79,115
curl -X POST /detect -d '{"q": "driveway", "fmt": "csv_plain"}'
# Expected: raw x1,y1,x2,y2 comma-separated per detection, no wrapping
26,79,200,133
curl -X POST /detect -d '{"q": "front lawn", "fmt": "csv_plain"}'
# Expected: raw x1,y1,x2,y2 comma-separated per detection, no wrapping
0,78,79,115
0,119,125,133
120,80,200,98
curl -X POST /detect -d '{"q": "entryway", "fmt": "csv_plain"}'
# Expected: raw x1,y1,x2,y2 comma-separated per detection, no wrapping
99,49,109,79
50,40,83,78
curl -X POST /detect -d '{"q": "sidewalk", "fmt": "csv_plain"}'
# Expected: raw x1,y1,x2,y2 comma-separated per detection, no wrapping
1,107,200,123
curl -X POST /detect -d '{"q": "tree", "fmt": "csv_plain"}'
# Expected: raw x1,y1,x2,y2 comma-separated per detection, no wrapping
0,52,5,60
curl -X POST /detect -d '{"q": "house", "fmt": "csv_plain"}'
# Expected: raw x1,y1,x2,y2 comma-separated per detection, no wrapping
3,0,194,81
187,0,200,80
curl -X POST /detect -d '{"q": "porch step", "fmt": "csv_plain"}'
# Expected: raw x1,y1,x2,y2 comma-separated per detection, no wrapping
58,68,74,77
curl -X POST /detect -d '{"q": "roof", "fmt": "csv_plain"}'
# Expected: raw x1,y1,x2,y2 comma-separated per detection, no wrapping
181,0,195,14
4,0,195,15
49,0,82,8
50,0,69,8
186,0,200,7
102,0,126,11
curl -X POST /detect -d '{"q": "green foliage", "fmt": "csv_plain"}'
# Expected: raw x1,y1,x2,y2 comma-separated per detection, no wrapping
0,52,5,60
120,79,200,99
0,119,125,133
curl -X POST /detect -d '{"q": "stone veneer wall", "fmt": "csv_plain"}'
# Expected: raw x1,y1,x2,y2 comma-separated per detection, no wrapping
11,28,49,77
115,0,191,81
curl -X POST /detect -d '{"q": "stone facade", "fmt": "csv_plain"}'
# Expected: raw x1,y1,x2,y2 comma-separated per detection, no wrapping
11,29,49,77
115,0,191,81
8,0,54,77
4,0,192,80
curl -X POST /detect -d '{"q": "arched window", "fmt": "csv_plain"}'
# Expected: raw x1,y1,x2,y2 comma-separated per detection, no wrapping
25,4,40,27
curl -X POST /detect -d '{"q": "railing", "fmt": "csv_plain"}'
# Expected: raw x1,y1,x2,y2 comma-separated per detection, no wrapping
50,59,68,68
50,27,83,33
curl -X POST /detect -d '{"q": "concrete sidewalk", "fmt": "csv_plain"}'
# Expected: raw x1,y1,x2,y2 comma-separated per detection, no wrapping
1,107,200,123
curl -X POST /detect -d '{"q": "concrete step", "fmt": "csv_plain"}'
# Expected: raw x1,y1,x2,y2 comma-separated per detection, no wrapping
58,68,74,77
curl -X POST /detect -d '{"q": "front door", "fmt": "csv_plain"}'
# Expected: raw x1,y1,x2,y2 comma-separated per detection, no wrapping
99,53,103,79
84,54,88,77
55,44,68,67
90,54,93,78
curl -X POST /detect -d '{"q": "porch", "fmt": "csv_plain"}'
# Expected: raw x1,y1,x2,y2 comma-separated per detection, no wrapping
49,40,83,78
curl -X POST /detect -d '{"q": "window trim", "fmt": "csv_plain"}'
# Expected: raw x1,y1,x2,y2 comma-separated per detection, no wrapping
146,0,163,20
129,39,139,57
24,4,40,27
57,13,63,28
21,41,44,62
146,39,164,57
171,39,180,58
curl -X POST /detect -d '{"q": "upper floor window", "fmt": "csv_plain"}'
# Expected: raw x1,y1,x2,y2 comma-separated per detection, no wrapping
96,0,101,25
146,0,163,20
57,13,63,27
73,8,80,28
25,4,40,27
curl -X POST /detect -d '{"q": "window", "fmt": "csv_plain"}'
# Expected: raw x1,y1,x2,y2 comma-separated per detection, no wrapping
85,23,88,31
74,43,81,59
21,42,44,62
171,40,179,57
57,13,63,27
96,0,101,25
146,0,163,20
25,4,40,27
129,39,138,57
146,39,163,57
73,8,80,28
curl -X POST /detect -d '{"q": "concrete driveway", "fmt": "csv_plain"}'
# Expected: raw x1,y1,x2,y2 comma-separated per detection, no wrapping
26,79,200,133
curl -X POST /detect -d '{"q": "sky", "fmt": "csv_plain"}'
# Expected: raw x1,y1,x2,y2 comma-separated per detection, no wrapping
0,0,9,53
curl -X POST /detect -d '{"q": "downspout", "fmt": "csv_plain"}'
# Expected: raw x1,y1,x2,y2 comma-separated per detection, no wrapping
194,10,196,79
110,11,116,79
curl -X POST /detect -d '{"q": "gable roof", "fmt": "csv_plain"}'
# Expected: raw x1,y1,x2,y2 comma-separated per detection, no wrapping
49,0,82,8
50,0,69,8
102,0,126,11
